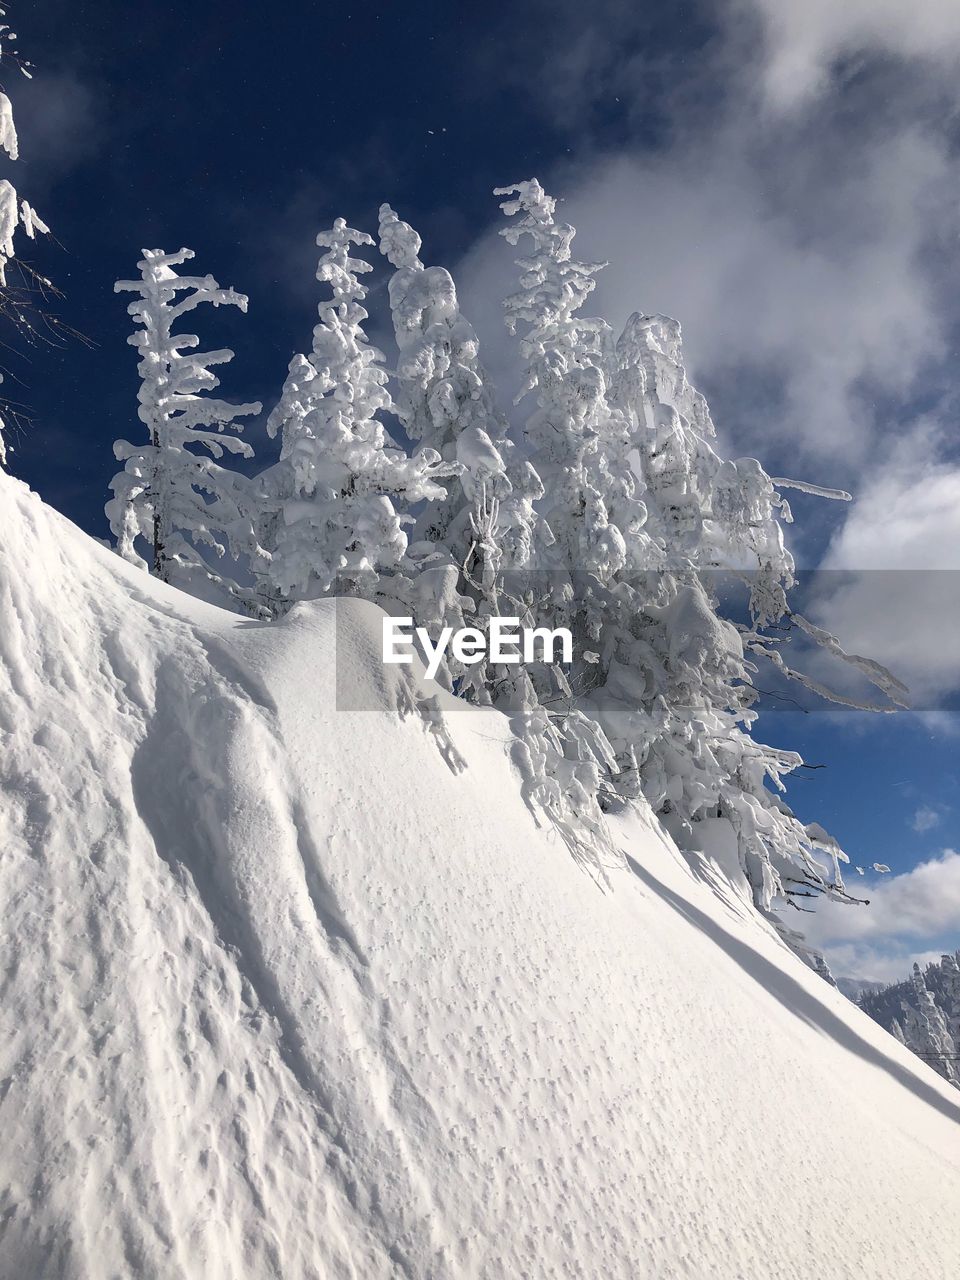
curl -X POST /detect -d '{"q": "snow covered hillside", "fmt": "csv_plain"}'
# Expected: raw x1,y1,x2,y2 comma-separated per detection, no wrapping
2,470,959,1280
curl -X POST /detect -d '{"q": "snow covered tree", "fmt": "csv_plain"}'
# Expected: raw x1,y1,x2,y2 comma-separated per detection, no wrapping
493,181,904,929
106,248,263,593
496,179,639,589
377,202,545,695
259,218,453,609
487,180,629,866
0,8,51,466
858,952,960,1088
901,964,959,1086
377,203,540,564
585,305,896,920
495,181,653,737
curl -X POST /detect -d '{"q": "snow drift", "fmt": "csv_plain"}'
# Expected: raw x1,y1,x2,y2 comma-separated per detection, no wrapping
1,471,959,1280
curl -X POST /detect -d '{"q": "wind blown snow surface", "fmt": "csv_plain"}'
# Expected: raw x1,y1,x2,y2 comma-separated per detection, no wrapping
1,471,959,1280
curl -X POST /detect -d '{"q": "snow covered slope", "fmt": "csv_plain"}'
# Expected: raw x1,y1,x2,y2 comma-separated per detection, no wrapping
2,471,959,1280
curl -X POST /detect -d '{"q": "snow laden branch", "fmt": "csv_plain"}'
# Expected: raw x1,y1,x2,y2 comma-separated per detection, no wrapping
106,248,264,596
741,603,910,714
0,6,52,465
770,477,853,502
0,8,47,291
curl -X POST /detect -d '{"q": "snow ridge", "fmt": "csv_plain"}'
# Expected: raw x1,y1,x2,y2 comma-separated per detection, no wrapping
2,471,960,1279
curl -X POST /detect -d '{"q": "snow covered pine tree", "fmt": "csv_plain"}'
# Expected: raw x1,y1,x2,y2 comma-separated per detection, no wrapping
495,178,906,946
377,202,543,696
380,201,617,867
482,181,627,874
858,953,960,1087
597,310,863,928
258,218,453,612
106,249,264,598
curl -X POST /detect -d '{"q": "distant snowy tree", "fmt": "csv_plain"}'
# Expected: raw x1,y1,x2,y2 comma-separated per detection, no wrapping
901,964,958,1086
106,249,263,594
259,218,453,609
858,952,960,1088
941,952,960,1045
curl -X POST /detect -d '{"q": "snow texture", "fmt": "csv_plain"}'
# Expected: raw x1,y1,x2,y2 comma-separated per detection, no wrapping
2,469,959,1279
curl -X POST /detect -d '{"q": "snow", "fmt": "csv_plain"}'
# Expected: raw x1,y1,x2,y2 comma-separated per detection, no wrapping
770,476,853,502
2,469,960,1279
0,178,19,281
0,184,48,287
0,91,18,160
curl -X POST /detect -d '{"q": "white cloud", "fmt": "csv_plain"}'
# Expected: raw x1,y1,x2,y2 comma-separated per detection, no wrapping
912,806,942,833
457,56,960,478
742,0,960,111
808,435,960,704
820,942,944,987
824,442,960,572
566,130,953,468
800,849,960,981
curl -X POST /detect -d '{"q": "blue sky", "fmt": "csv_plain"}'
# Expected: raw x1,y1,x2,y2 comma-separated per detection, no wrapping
3,0,958,982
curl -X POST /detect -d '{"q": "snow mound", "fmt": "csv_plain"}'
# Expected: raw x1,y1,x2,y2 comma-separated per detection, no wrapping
1,472,959,1280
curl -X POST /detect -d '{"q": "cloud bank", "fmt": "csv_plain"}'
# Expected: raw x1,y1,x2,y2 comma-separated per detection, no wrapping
800,849,960,983
462,2,960,471
744,0,960,110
